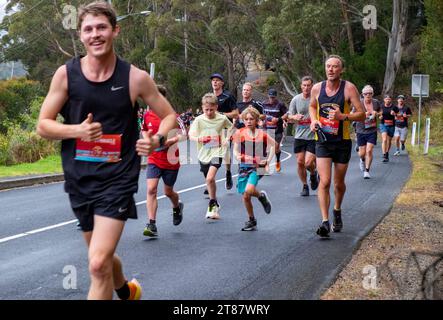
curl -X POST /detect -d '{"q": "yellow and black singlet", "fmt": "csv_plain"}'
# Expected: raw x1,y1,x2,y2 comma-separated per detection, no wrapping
316,80,351,142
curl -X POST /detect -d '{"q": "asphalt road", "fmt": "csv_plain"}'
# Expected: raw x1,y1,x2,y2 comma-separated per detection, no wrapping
0,138,411,300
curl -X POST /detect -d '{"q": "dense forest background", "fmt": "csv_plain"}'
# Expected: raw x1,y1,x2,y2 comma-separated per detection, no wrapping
0,0,442,165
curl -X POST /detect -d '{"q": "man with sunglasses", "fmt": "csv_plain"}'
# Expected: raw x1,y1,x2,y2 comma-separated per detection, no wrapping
309,55,365,238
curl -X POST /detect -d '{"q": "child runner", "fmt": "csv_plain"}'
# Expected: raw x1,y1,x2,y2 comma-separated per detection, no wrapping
188,93,234,219
233,106,275,231
142,85,187,237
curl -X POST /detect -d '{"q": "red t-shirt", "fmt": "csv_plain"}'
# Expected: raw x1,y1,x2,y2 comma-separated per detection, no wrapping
142,111,181,170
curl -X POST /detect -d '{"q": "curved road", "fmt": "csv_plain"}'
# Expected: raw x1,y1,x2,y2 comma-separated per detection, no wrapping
0,139,411,299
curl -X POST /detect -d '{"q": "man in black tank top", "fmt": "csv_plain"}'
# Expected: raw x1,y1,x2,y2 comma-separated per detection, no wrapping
309,55,365,238
37,2,177,300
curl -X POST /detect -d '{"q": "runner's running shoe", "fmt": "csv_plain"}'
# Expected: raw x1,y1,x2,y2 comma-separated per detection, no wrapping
241,219,257,231
127,278,142,300
316,221,330,238
394,150,400,156
364,171,371,179
205,202,220,219
143,223,158,237
332,209,343,232
275,161,281,172
258,191,272,214
173,201,184,226
300,184,309,197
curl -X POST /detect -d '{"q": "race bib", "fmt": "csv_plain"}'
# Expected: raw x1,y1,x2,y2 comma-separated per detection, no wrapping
75,134,122,163
384,119,394,126
201,135,221,149
298,117,311,130
364,117,377,129
319,104,339,135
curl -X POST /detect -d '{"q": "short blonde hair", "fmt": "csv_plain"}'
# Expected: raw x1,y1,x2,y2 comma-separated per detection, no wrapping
201,93,218,106
241,106,260,121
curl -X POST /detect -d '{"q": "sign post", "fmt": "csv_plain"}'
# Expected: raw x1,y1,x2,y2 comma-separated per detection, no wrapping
411,75,429,147
424,118,431,155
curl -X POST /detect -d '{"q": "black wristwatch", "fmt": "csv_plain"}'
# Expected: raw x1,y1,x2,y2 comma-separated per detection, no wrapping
155,134,165,148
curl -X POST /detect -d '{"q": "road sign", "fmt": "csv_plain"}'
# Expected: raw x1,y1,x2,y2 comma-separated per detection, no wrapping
412,74,429,97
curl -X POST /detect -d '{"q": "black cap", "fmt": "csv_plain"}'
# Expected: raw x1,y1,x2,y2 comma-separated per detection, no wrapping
210,73,224,81
268,88,278,97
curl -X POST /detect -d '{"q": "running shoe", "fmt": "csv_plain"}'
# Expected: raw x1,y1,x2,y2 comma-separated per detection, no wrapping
225,171,233,190
364,171,371,179
276,161,281,172
258,191,272,214
382,153,389,163
359,159,365,172
241,219,257,231
394,150,400,156
205,202,220,219
300,184,309,197
143,223,158,237
401,143,406,151
332,209,343,232
316,221,330,238
127,278,142,300
203,189,209,195
173,201,184,226
310,171,319,191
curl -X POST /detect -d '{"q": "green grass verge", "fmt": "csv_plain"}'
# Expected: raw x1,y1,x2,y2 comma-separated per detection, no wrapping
0,155,62,178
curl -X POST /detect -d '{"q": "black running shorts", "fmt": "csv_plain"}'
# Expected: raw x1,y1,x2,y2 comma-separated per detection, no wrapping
199,157,223,177
294,139,316,154
69,193,137,232
315,140,352,164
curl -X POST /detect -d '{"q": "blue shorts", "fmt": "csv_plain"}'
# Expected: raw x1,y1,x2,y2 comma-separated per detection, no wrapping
237,167,261,194
379,124,395,138
146,164,179,187
357,132,377,147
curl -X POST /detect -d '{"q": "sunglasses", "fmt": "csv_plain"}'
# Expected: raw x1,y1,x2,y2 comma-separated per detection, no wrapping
363,92,373,96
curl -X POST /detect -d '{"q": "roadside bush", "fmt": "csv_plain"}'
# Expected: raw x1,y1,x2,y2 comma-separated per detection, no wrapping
0,125,58,165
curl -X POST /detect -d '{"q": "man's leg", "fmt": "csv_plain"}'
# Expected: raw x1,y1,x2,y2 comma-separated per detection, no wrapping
86,215,125,300
365,143,375,171
316,157,332,222
333,163,349,211
83,231,126,297
164,184,179,208
358,145,367,171
296,151,308,185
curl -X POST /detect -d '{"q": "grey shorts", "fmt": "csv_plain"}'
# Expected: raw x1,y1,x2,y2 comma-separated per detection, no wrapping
394,127,408,141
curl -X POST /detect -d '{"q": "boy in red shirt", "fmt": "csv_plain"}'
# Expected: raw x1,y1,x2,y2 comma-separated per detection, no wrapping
142,86,187,237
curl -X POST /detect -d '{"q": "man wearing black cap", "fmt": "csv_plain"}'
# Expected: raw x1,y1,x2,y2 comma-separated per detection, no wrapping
393,95,412,155
378,94,399,162
210,73,238,190
262,88,288,172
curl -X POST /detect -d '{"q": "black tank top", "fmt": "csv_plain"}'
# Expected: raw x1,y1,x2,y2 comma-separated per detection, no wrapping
316,80,351,142
60,56,140,198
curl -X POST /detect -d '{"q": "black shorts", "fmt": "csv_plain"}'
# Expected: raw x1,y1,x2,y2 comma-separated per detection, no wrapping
199,157,223,176
316,140,352,164
146,163,179,187
294,139,316,154
357,132,377,147
69,193,137,232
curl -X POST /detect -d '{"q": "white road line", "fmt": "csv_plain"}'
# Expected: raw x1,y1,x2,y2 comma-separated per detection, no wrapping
0,150,292,244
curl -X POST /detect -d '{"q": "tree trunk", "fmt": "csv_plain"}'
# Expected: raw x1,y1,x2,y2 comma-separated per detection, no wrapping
340,0,355,55
383,0,409,95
